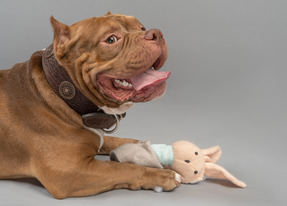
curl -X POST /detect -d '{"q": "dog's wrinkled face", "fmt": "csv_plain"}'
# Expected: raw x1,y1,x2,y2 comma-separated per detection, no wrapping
51,13,170,107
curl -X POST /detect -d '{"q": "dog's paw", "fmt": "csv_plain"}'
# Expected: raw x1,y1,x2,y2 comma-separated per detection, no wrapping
154,186,163,193
153,172,181,193
142,168,181,192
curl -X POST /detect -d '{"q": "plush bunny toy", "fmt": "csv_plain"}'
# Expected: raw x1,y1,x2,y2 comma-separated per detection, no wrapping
110,140,246,188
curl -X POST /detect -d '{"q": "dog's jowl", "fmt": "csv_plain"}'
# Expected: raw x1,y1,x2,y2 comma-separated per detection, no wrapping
0,12,179,199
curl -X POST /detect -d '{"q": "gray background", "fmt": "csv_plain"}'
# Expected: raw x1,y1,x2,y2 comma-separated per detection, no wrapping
0,0,286,205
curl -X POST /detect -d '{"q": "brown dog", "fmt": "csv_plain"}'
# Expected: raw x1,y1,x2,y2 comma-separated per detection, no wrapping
0,12,180,199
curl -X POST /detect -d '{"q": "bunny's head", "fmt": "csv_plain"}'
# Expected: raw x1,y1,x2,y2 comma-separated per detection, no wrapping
170,141,246,188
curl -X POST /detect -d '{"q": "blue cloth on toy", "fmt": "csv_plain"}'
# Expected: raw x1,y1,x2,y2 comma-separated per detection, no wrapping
151,144,174,166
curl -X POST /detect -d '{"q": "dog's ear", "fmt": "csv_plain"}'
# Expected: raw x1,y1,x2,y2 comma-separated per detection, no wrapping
105,11,112,16
50,16,70,56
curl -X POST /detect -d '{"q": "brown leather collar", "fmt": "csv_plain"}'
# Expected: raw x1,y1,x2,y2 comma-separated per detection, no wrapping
42,44,125,132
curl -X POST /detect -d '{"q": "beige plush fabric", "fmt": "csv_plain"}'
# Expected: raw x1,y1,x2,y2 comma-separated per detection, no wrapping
110,141,163,169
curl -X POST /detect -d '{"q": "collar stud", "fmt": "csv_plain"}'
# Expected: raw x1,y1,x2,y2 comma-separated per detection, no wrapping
59,81,76,100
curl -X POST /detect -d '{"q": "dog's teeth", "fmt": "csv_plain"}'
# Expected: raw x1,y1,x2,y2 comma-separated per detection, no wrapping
123,80,130,87
115,79,133,88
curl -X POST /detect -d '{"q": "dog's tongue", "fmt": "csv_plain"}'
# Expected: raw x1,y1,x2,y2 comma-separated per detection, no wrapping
130,69,171,91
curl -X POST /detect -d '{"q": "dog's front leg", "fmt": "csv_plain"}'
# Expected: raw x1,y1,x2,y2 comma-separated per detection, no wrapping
98,136,139,155
38,160,179,199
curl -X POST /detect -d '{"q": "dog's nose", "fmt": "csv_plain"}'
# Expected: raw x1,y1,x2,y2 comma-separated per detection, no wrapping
144,29,164,42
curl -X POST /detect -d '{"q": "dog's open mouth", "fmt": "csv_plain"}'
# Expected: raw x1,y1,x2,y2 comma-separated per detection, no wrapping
97,67,171,102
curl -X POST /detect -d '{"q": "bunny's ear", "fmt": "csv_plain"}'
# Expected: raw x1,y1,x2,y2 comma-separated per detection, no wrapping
202,146,222,163
205,162,246,188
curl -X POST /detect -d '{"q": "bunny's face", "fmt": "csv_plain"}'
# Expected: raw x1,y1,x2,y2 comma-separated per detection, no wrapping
170,141,246,188
171,141,206,184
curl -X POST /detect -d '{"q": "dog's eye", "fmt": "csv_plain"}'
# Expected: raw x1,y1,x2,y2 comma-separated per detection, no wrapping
195,152,198,156
141,26,146,31
185,160,190,163
194,170,198,174
106,35,118,44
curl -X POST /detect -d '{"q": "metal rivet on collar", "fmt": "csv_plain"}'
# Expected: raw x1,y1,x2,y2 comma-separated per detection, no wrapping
59,81,76,100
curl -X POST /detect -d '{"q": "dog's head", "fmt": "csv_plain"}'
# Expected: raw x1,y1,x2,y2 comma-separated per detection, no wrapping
50,12,170,109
